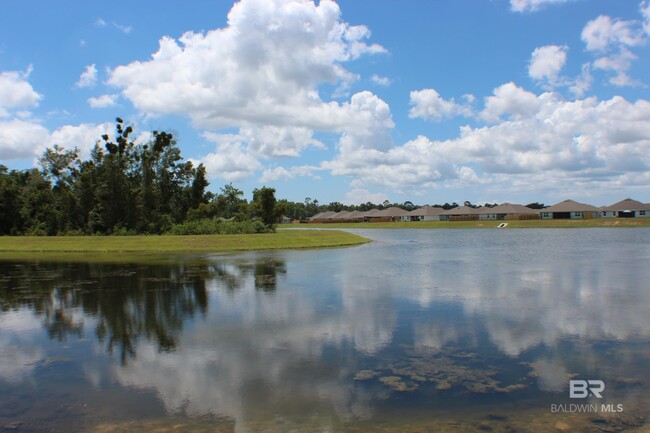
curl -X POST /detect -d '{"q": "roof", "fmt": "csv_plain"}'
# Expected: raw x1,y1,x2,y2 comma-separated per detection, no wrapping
375,206,410,217
310,211,337,220
360,208,384,218
604,198,650,211
348,210,365,218
332,211,354,219
478,203,538,215
544,199,599,213
408,206,444,216
441,205,480,215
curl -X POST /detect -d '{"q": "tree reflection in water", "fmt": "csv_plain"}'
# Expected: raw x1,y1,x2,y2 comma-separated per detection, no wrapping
0,256,286,365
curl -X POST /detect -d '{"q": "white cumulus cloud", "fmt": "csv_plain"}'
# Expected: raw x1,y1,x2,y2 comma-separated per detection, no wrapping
259,165,321,183
581,15,645,52
370,74,391,86
409,88,473,122
75,64,98,88
323,83,650,199
581,10,648,87
510,0,572,13
0,118,50,160
528,45,568,86
0,69,42,113
0,119,113,161
108,0,387,135
480,82,541,122
88,94,118,108
344,188,388,205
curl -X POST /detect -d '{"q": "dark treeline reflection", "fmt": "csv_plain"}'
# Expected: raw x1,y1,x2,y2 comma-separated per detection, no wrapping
0,256,286,364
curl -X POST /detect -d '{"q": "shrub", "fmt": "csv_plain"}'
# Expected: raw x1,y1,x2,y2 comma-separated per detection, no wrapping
166,218,272,235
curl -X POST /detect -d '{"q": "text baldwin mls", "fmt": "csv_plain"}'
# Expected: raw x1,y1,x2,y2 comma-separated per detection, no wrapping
551,380,624,413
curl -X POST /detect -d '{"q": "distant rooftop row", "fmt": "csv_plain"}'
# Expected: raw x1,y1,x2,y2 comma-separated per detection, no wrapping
307,198,650,222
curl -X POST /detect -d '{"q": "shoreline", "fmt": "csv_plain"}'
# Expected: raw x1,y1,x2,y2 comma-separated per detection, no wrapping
0,230,370,254
282,218,650,229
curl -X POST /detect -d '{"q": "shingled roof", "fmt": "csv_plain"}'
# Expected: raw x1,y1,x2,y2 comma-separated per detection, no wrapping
375,206,410,217
441,205,480,215
605,198,650,211
478,203,538,215
407,206,445,217
544,199,599,212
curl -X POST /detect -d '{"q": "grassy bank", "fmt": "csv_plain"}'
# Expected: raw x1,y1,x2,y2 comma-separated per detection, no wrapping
0,230,369,253
282,218,650,229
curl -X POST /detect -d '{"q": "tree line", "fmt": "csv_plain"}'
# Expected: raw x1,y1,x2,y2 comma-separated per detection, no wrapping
0,118,280,236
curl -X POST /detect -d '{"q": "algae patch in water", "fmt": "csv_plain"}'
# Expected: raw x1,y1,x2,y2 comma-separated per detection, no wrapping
357,347,530,396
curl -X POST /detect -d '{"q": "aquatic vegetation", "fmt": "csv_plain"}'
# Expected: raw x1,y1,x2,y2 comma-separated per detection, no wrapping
357,347,530,396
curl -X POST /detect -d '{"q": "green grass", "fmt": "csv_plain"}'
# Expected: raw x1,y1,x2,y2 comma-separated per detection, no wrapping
281,218,650,229
0,230,370,253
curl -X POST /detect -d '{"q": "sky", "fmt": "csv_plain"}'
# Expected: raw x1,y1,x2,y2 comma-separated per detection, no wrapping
1,0,650,206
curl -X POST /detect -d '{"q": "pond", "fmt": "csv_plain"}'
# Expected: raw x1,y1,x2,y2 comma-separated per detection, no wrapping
1,228,650,432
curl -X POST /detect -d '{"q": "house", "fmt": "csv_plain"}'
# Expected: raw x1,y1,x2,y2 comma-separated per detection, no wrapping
406,206,444,221
308,211,337,222
280,215,292,224
361,208,384,221
374,206,410,221
332,210,354,220
347,210,365,221
601,198,650,218
478,203,539,221
539,199,600,220
440,206,480,221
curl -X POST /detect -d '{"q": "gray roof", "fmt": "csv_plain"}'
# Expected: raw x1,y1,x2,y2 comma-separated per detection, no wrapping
478,203,538,215
407,206,444,216
310,211,337,220
544,199,599,213
332,211,354,219
441,205,480,215
375,206,410,217
363,208,383,217
605,198,650,211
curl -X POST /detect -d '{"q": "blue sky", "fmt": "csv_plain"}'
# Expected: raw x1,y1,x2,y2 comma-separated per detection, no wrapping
1,0,650,206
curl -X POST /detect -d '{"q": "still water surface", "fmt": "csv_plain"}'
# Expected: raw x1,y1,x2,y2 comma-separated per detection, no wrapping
1,228,650,432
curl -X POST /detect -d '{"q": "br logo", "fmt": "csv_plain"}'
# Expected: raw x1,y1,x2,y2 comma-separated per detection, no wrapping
569,380,605,398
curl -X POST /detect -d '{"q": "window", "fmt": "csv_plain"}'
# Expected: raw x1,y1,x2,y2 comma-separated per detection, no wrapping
641,211,646,216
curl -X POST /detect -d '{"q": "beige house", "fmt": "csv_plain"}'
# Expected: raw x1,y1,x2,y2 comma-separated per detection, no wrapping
309,211,337,222
440,206,480,221
478,203,539,221
601,198,650,218
539,199,600,220
406,206,445,221
374,206,410,221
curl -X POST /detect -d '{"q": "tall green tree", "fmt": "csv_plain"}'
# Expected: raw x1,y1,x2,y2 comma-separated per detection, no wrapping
251,186,279,228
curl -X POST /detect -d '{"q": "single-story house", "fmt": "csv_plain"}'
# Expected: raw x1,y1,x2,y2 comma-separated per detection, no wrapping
308,211,338,222
280,215,292,224
601,198,650,218
440,205,480,221
478,203,539,221
539,199,600,220
375,206,410,221
331,210,354,220
406,205,445,221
